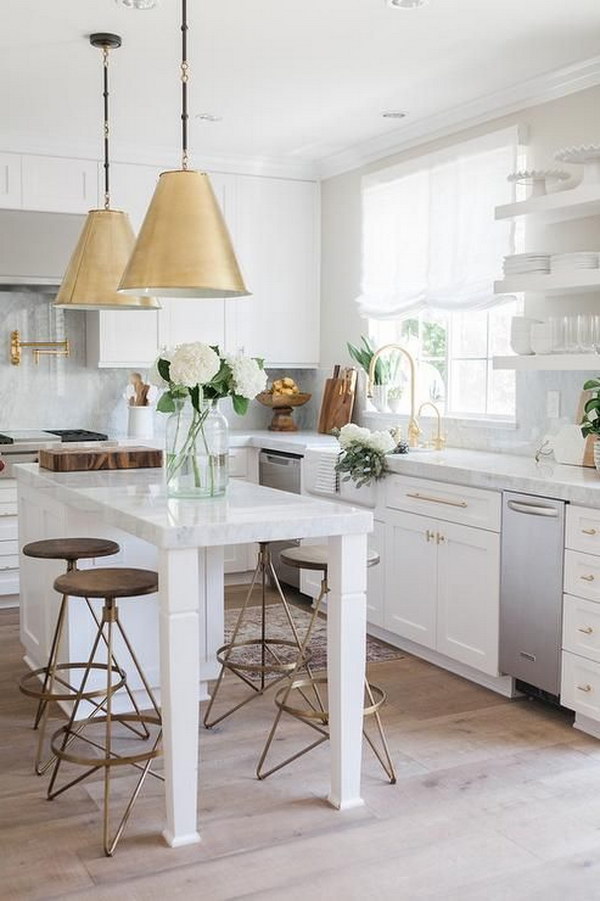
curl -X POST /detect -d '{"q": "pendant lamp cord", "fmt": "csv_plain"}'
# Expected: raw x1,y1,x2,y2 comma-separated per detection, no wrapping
102,45,111,209
181,0,189,170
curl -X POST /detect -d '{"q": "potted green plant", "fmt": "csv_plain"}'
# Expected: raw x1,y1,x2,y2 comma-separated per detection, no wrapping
580,377,600,472
347,336,390,412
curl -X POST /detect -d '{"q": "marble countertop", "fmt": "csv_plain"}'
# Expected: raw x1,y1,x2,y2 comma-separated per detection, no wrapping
15,463,372,549
384,447,600,507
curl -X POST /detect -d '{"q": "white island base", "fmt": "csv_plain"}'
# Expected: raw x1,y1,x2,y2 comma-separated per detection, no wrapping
16,464,373,847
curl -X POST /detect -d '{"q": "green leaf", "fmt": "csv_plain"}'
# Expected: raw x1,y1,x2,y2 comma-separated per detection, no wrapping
583,379,600,391
584,398,600,414
190,385,201,413
157,358,171,382
157,391,176,413
232,394,249,416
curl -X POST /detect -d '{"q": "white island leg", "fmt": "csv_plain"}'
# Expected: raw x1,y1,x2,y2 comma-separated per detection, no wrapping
327,531,368,810
158,546,204,847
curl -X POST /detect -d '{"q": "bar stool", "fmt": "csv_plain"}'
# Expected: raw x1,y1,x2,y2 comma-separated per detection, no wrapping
46,567,162,857
257,544,396,784
19,537,122,775
203,541,318,729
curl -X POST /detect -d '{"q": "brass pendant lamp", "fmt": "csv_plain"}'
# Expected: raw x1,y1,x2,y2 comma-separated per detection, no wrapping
118,0,249,298
54,34,159,311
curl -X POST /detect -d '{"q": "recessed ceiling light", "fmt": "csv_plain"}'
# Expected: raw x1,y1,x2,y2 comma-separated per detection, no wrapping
387,0,428,8
382,110,407,119
195,113,223,123
115,0,159,10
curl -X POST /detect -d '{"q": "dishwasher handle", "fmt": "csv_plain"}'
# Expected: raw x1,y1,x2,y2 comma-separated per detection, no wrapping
260,452,301,466
506,499,560,518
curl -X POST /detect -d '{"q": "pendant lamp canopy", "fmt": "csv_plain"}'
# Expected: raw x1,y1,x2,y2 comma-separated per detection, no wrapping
118,0,250,299
54,33,159,311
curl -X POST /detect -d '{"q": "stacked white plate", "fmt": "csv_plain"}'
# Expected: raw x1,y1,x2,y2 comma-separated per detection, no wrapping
550,252,598,273
503,253,550,276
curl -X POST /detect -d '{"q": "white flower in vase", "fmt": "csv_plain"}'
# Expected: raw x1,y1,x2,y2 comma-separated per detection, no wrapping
169,343,221,388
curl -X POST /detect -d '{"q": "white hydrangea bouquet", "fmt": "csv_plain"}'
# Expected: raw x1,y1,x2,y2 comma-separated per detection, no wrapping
335,423,404,488
152,343,267,498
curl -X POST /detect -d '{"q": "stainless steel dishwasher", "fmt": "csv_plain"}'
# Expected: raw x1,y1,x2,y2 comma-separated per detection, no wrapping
258,449,303,588
499,491,566,697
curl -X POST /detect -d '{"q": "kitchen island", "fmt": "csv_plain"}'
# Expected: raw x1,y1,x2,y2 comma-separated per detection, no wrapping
15,463,372,848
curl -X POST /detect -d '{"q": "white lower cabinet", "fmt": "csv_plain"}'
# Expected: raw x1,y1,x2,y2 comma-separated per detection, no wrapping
436,520,500,675
561,651,600,720
0,481,19,599
385,510,437,648
385,508,500,676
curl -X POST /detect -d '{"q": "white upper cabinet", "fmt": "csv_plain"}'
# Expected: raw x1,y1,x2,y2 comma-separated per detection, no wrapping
0,153,22,209
21,155,98,213
226,175,320,366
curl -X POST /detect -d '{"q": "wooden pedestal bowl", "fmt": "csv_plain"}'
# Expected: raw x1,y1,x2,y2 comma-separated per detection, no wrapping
256,392,312,432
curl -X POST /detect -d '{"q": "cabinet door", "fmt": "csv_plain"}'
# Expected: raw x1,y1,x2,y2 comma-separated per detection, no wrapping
226,175,319,365
436,521,500,676
87,307,160,369
384,510,437,648
22,155,98,213
0,153,21,209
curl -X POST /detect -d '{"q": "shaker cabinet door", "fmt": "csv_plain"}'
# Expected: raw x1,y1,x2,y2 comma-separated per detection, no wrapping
384,510,437,648
436,521,500,676
226,175,319,366
22,155,98,213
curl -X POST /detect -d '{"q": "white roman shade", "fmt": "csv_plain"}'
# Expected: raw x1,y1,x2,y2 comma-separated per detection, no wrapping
356,127,518,319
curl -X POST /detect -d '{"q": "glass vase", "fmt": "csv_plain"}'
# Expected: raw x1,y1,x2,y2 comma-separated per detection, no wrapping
165,396,229,498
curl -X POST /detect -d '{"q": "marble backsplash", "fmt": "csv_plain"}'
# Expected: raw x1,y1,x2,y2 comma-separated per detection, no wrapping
1,293,595,453
0,293,324,437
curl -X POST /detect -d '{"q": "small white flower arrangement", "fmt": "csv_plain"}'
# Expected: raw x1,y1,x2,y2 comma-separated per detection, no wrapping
151,343,267,415
336,423,404,487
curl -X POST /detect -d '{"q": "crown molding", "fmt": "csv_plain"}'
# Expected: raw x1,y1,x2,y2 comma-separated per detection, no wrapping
0,135,320,182
316,55,600,180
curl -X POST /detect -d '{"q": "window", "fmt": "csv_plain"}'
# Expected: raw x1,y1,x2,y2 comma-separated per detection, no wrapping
370,299,521,419
357,127,520,420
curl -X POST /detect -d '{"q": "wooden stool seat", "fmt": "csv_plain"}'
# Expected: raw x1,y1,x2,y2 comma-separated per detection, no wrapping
54,567,158,599
24,537,120,562
280,544,380,572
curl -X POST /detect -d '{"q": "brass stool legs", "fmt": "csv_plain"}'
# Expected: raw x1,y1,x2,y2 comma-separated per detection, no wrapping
203,542,322,729
20,562,149,777
257,573,397,784
47,595,162,857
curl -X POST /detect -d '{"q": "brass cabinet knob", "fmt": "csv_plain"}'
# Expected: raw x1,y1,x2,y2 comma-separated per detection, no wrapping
436,533,445,544
425,530,435,543
581,574,596,582
582,528,598,536
577,683,593,693
578,626,594,635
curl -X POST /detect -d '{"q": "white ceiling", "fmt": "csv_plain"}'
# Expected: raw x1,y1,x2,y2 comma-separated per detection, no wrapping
1,0,600,174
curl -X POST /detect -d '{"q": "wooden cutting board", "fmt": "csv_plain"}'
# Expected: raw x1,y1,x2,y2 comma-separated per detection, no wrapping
39,446,163,472
318,369,357,434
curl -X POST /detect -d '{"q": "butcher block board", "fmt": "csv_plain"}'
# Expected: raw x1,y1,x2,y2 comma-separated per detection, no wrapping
318,370,357,434
39,446,163,472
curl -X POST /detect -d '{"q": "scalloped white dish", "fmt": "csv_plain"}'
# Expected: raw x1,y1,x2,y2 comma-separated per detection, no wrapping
555,145,600,165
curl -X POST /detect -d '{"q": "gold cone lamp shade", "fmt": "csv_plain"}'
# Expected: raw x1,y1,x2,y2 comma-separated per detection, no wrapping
54,209,160,310
118,170,250,298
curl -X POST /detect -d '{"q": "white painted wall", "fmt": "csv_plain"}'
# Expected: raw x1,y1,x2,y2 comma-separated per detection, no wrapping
319,85,600,453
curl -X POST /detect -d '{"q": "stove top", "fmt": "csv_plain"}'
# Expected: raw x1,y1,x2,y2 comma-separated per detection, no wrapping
45,429,109,443
0,429,108,445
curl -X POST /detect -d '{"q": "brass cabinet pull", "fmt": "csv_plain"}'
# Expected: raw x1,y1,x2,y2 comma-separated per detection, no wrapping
581,574,596,582
425,530,435,543
406,492,468,509
577,683,593,693
578,626,594,635
582,528,598,536
436,533,445,544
